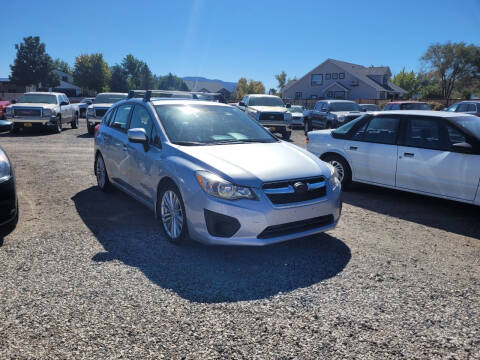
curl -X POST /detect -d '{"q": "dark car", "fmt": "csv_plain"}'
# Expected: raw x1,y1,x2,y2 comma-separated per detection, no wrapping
383,101,431,111
78,97,95,118
445,101,480,117
359,103,379,112
0,120,18,235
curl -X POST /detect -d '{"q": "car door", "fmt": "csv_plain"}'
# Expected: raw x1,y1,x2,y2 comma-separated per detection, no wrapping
345,115,400,186
59,95,71,123
125,104,162,203
311,102,325,128
396,116,479,201
104,103,133,186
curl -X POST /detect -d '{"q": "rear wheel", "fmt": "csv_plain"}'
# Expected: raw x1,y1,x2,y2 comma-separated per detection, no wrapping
282,129,291,140
54,116,62,133
158,184,188,244
95,154,111,191
87,123,94,135
71,113,78,129
10,124,18,134
304,118,311,135
322,154,352,189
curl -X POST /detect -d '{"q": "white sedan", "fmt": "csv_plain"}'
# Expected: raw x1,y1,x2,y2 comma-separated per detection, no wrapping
306,110,480,205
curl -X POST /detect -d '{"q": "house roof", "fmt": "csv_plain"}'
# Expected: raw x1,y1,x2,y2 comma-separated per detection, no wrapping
184,80,231,94
323,81,350,92
283,58,407,94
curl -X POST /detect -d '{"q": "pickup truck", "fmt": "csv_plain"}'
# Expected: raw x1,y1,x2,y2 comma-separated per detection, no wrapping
86,92,127,134
238,94,292,140
303,99,363,134
5,92,79,133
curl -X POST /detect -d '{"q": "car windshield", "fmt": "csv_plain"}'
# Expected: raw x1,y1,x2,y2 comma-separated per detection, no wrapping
18,94,57,104
155,104,277,145
329,102,360,112
332,115,367,135
361,104,378,111
81,98,92,103
400,103,431,110
94,94,126,104
452,116,480,140
248,96,285,107
288,106,304,113
446,104,459,112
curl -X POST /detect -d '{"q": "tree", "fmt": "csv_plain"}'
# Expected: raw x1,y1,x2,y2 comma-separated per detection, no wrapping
139,63,154,89
234,77,265,99
157,73,189,91
268,88,277,95
9,36,59,88
73,53,110,93
275,71,287,92
392,68,419,97
421,42,478,105
109,65,128,92
53,58,72,74
121,54,144,89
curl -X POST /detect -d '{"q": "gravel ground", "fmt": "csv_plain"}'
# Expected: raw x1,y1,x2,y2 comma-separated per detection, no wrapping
0,121,479,359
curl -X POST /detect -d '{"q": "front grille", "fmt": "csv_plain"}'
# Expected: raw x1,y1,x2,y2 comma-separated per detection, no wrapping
257,215,334,239
14,108,41,116
263,176,326,205
95,108,108,117
259,112,284,121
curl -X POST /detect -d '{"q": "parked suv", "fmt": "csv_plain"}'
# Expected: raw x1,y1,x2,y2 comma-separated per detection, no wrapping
445,101,480,116
383,101,431,111
238,94,293,140
304,100,363,134
86,92,127,134
5,92,79,133
94,90,342,245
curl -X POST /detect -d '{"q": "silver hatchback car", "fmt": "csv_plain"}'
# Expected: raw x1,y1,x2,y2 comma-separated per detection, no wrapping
94,95,342,245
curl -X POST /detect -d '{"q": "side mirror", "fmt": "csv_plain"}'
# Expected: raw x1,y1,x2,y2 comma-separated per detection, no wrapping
452,142,472,154
60,101,68,106
286,103,291,108
0,120,12,133
128,128,149,150
239,101,246,107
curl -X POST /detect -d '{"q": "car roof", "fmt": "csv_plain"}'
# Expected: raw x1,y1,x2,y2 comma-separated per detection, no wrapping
149,99,231,107
24,92,64,96
379,110,470,117
386,101,427,104
359,103,378,106
454,100,480,104
96,92,128,96
246,94,281,98
323,99,356,103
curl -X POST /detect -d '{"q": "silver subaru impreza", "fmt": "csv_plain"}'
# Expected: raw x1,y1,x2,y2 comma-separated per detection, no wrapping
94,96,342,245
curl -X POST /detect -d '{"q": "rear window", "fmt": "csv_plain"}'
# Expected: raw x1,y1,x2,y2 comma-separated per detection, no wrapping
400,103,431,110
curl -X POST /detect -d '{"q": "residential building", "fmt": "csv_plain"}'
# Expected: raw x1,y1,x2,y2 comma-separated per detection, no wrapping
184,79,233,99
283,59,407,100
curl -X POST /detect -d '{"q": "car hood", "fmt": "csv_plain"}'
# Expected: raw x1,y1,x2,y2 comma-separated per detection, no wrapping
89,103,114,108
9,103,57,109
331,111,362,116
249,106,287,113
174,141,331,187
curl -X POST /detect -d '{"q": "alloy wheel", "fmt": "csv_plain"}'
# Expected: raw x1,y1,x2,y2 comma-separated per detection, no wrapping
161,190,184,239
329,160,345,182
96,156,106,188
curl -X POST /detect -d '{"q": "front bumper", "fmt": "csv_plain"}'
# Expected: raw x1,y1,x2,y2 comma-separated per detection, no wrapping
0,176,17,227
185,183,341,246
9,117,56,127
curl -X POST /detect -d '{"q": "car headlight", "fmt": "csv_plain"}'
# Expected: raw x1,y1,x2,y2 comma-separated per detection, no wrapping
42,109,52,117
0,149,12,183
195,170,256,200
326,163,341,191
6,107,13,117
284,112,292,120
87,108,95,117
338,115,345,122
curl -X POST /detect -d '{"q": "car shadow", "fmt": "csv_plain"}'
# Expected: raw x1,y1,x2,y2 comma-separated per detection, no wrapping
72,186,351,303
77,133,93,139
343,183,480,239
0,127,73,137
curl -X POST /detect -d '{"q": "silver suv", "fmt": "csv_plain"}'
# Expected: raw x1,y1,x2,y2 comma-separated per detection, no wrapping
94,92,342,245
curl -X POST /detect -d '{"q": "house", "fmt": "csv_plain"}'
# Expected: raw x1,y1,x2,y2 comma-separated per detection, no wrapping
184,80,233,99
48,70,81,97
0,78,31,101
283,59,407,101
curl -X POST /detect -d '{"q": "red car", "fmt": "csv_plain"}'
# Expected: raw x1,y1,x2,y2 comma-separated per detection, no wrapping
383,101,431,111
0,100,11,120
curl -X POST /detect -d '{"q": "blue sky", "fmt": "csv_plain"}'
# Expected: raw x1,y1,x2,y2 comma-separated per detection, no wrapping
1,0,479,91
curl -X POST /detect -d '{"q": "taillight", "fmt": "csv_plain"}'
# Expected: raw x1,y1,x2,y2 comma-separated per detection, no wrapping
306,135,309,144
94,124,100,137
476,113,480,117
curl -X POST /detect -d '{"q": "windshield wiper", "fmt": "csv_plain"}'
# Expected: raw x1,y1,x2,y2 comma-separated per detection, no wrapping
209,139,275,145
171,141,206,146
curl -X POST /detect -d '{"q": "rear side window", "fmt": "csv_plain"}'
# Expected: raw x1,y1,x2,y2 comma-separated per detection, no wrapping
457,103,469,112
467,104,476,112
391,104,400,110
111,104,132,132
447,124,467,146
405,118,443,150
361,116,399,145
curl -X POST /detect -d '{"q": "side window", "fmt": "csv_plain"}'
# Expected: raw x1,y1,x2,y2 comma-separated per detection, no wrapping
405,118,444,150
447,103,458,112
383,104,391,110
457,103,468,112
467,104,476,112
150,124,161,147
391,104,400,110
362,116,399,144
111,104,132,132
129,105,153,132
103,108,116,126
446,124,467,146
351,121,368,141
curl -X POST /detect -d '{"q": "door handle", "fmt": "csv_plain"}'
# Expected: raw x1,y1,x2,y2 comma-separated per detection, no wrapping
349,146,358,150
404,152,415,157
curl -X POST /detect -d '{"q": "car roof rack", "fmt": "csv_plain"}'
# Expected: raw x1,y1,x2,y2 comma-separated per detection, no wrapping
127,90,196,102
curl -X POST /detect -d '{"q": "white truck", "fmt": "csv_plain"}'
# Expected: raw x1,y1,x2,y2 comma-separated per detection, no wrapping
5,92,79,133
86,92,127,134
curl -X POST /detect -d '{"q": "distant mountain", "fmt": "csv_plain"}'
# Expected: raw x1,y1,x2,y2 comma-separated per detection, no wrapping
183,76,237,92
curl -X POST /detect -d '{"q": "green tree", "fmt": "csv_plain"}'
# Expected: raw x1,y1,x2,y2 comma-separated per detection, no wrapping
275,71,287,92
268,88,277,95
421,42,478,105
139,63,154,89
121,54,144,89
392,68,419,97
157,73,189,91
9,36,59,88
234,77,265,99
73,53,110,93
53,58,72,74
109,65,128,92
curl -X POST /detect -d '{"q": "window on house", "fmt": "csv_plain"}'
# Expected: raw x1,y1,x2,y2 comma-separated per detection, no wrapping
339,73,345,79
326,73,331,80
311,74,323,86
295,92,302,99
332,73,338,80
383,75,388,85
326,91,333,98
311,95,318,99
334,91,345,99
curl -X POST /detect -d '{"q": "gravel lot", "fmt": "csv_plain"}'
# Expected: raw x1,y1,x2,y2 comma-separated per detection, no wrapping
0,121,479,359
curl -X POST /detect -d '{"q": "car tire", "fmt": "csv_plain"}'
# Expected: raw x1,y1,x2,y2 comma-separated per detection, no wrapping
87,123,94,135
54,116,62,133
282,130,291,140
304,118,311,135
158,183,188,244
10,124,18,134
325,122,332,129
0,200,18,236
322,154,352,189
95,153,111,192
71,114,78,129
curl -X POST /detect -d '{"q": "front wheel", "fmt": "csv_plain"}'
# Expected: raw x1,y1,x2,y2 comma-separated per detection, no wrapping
304,118,311,135
158,184,188,244
87,123,94,135
322,154,352,189
71,114,78,129
282,130,291,140
54,116,62,133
